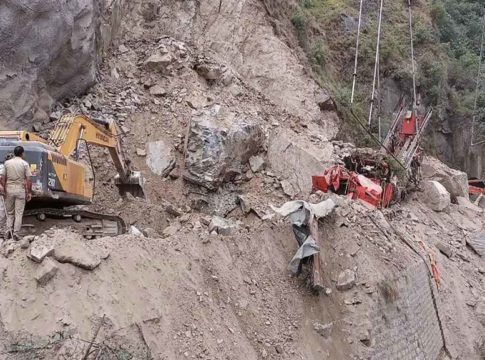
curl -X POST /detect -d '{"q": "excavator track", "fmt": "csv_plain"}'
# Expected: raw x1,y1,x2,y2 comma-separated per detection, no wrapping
22,208,127,238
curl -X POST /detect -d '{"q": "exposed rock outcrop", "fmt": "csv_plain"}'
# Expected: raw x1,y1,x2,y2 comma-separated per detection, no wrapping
0,0,99,127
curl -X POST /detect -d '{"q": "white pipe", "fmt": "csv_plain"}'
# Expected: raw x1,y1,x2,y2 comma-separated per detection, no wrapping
408,0,417,112
368,0,384,127
351,0,365,105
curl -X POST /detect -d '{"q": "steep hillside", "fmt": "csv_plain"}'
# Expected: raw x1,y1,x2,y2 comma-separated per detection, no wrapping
0,1,484,360
288,0,485,178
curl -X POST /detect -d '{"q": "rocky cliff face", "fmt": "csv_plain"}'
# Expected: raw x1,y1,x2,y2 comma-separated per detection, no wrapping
436,121,485,179
0,0,99,128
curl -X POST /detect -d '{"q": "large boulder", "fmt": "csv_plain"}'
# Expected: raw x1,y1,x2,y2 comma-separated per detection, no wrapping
421,157,469,200
267,130,333,195
184,105,264,190
421,180,451,212
0,0,99,127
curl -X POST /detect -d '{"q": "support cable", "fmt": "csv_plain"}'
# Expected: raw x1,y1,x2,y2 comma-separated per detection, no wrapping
351,0,365,105
471,14,485,146
368,0,384,127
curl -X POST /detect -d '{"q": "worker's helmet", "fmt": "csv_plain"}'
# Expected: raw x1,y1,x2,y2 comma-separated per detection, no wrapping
405,110,412,119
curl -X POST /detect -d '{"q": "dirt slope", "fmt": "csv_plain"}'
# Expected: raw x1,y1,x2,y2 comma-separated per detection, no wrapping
0,1,483,359
0,186,483,359
0,225,350,359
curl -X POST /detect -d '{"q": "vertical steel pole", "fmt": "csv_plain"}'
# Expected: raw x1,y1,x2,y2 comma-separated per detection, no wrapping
368,0,384,127
351,0,365,105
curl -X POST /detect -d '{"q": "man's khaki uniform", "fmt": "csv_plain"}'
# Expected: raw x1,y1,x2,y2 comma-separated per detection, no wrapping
0,164,5,235
2,157,31,235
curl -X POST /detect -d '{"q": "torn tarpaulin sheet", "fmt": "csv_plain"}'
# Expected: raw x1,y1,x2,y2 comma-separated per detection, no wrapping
292,224,310,246
270,199,336,226
271,199,336,273
288,234,319,273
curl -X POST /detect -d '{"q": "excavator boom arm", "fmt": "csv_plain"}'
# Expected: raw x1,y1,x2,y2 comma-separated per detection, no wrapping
50,114,128,177
49,114,144,196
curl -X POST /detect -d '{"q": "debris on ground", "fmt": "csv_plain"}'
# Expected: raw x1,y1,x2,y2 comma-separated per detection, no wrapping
208,216,237,235
162,222,181,238
336,269,356,291
249,155,265,173
130,226,144,237
146,140,176,177
34,258,59,286
28,241,55,263
237,194,271,219
435,241,454,258
281,179,297,198
20,235,34,249
313,322,333,338
53,235,102,270
183,105,264,190
136,148,147,157
467,233,485,257
271,199,336,221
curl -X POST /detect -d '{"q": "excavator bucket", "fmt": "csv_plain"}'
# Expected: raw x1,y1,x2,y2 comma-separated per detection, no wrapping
114,171,146,198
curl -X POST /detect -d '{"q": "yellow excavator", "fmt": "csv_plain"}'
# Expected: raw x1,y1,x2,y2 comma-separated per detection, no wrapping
0,114,144,237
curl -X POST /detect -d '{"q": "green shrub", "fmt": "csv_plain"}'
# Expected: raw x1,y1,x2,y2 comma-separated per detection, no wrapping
291,12,308,48
291,12,306,32
430,2,446,22
311,41,327,69
299,0,314,9
414,25,435,46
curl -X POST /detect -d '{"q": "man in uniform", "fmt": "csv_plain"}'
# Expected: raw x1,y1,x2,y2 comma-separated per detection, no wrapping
0,146,32,239
0,153,14,239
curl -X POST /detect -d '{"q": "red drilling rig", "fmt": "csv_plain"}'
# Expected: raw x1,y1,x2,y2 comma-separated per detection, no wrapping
312,103,432,209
